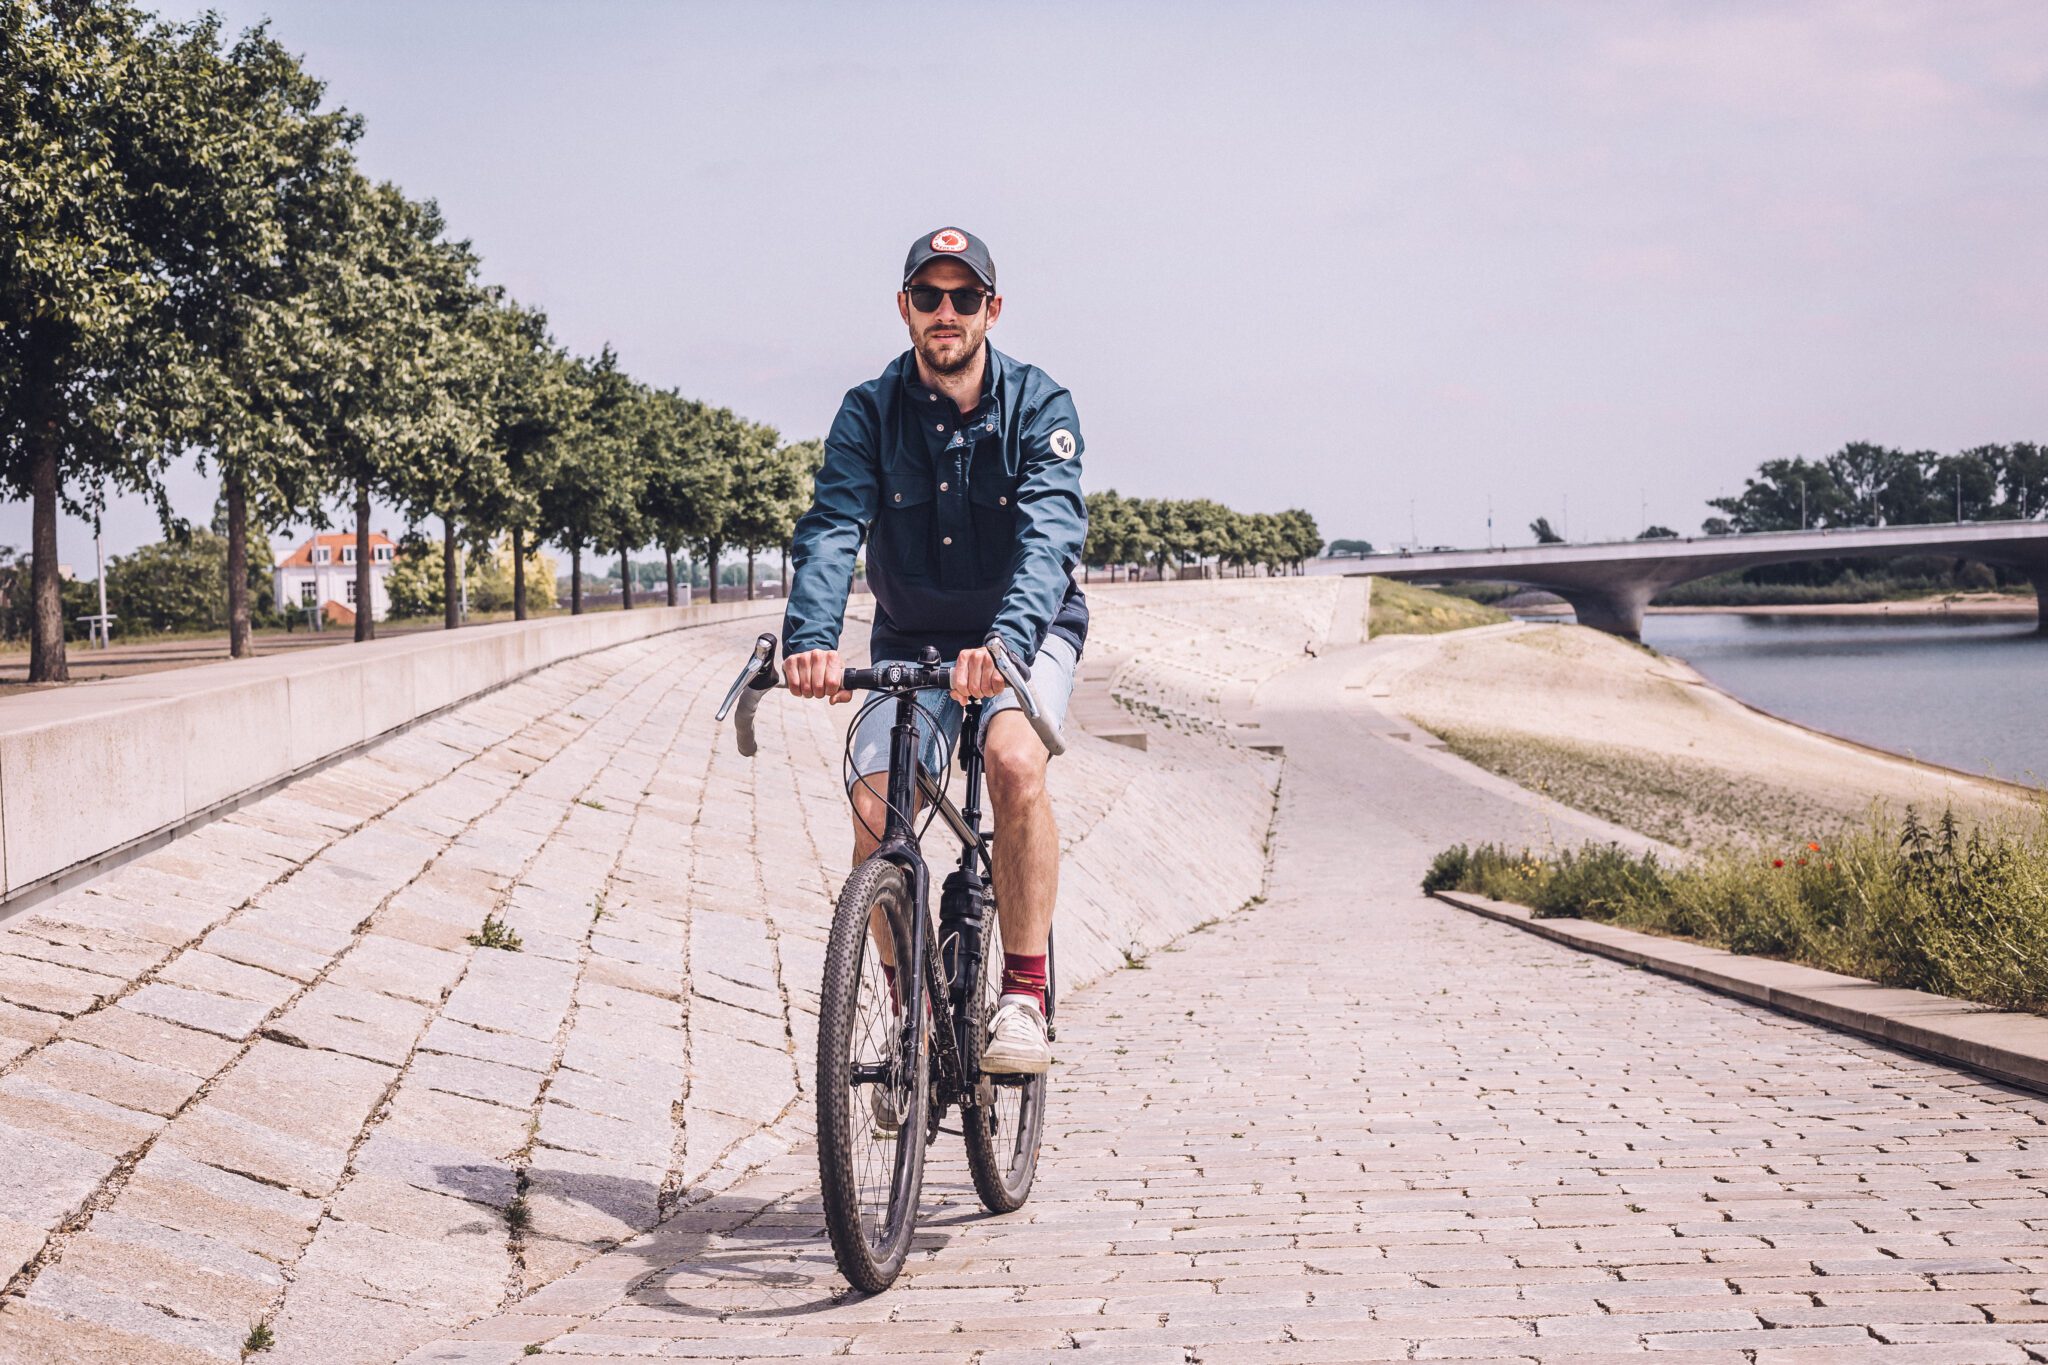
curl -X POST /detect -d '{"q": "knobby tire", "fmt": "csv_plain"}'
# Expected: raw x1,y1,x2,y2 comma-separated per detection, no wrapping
817,858,927,1292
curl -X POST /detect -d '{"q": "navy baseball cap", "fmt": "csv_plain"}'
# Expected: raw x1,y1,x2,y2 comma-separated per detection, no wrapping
902,226,996,291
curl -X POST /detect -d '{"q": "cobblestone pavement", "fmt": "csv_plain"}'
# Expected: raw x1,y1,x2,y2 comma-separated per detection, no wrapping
394,646,2048,1363
0,589,1285,1364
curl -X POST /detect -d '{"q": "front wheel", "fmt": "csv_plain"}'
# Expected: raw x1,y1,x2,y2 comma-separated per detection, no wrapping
817,857,927,1292
961,908,1048,1214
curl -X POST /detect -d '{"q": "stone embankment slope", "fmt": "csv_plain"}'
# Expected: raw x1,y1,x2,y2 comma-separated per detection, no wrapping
0,582,1325,1364
397,636,2048,1363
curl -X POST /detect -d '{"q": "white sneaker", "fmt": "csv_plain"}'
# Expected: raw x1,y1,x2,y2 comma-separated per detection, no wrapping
981,994,1052,1075
869,1083,902,1137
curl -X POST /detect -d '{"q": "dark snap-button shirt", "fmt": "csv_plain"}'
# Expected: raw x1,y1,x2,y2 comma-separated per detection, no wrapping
783,344,1089,665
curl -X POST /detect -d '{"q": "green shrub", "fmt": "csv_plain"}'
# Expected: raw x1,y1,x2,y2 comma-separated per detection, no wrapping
1422,805,2048,1014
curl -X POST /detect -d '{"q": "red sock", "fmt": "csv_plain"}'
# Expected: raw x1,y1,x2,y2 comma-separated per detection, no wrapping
1000,953,1047,1011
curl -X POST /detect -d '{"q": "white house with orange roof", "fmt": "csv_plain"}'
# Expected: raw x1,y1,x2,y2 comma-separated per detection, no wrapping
273,531,397,625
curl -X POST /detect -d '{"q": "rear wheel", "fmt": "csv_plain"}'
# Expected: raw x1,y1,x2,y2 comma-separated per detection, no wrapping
961,905,1048,1214
817,858,927,1292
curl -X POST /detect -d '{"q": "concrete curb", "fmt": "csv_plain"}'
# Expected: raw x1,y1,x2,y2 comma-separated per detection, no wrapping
0,599,785,917
1433,888,2048,1096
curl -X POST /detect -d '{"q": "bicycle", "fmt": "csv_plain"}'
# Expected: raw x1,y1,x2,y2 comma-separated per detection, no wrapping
717,631,1067,1292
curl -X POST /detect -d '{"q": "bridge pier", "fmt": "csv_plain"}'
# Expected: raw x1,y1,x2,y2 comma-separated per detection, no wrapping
1552,581,1657,640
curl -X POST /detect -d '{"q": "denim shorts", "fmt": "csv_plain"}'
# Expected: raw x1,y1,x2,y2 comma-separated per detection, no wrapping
845,634,1079,789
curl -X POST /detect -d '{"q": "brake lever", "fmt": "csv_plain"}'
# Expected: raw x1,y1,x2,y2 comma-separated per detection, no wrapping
716,633,779,722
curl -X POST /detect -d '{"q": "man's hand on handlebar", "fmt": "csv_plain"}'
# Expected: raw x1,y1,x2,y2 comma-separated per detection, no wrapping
785,648,852,704
950,647,1005,705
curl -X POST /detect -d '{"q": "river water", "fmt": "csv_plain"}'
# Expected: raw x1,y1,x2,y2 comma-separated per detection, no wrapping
1631,611,2048,789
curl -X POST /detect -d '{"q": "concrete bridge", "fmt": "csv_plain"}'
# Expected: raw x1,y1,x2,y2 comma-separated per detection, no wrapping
1357,519,2048,637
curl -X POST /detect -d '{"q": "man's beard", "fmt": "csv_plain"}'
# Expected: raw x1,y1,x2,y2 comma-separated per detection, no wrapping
915,325,981,376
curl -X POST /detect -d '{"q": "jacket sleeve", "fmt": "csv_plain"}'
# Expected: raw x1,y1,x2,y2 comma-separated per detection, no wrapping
990,389,1086,662
781,393,879,655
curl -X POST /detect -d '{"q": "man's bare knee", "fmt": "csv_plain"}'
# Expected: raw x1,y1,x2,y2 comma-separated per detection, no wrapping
982,718,1048,815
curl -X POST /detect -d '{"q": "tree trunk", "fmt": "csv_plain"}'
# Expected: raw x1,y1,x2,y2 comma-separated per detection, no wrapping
779,545,788,600
27,432,68,682
746,547,756,601
707,541,720,603
226,472,251,659
512,526,528,621
353,484,374,642
665,549,677,606
571,544,583,615
443,515,460,629
620,546,633,609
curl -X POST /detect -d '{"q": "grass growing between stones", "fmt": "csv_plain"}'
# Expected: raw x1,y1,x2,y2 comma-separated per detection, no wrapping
1423,804,2048,1013
242,1322,274,1354
1367,577,1510,638
1427,723,1845,849
468,913,524,952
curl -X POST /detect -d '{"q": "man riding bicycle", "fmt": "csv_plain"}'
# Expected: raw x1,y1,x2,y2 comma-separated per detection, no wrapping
780,226,1087,1077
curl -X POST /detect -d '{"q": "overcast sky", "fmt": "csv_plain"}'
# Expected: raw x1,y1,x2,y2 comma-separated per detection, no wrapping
12,0,2048,565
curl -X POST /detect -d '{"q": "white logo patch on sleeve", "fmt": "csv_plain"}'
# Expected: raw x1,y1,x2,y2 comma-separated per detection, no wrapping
1048,429,1077,460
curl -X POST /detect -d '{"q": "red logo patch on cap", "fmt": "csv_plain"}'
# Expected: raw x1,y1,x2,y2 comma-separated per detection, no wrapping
930,229,968,253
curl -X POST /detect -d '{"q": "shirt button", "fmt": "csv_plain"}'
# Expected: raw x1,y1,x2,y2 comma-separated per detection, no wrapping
942,536,953,546
928,394,937,401
893,493,902,503
934,423,944,431
998,496,1007,505
939,481,949,492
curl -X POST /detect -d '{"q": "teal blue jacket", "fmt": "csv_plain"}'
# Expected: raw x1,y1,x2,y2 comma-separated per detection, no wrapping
782,344,1089,664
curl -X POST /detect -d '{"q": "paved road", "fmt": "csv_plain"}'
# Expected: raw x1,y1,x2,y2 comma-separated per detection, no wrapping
400,647,2048,1363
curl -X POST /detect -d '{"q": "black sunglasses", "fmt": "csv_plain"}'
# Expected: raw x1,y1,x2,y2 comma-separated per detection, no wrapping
905,284,990,315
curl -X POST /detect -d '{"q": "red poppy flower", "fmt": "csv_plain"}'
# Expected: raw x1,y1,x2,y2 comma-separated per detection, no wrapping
1772,859,1785,868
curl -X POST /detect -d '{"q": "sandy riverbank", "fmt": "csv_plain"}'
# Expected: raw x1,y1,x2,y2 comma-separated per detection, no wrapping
1353,621,2033,850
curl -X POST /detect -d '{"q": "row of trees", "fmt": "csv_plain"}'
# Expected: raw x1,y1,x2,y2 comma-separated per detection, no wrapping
1702,442,2048,536
4,2,822,680
1082,492,1322,579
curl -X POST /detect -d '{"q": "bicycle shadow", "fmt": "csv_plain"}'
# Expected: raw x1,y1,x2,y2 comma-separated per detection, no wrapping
429,1156,992,1320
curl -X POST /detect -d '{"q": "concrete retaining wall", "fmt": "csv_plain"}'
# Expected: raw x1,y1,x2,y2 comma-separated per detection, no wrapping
0,601,783,909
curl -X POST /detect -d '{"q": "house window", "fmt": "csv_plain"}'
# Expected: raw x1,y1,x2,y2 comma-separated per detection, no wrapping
374,545,392,563
342,544,356,565
346,580,358,605
315,546,330,565
299,581,316,607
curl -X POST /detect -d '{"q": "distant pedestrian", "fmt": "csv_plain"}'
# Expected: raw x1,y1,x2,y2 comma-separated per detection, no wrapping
1303,638,1318,658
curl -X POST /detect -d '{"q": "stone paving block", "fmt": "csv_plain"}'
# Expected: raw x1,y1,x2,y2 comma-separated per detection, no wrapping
411,1049,547,1111
154,950,301,1008
442,950,579,1041
0,1073,159,1156
266,979,433,1065
0,951,124,1016
120,981,270,1039
26,1210,281,1358
419,1016,556,1073
12,1037,203,1116
60,1002,240,1076
328,932,468,1006
0,1300,229,1365
116,1145,323,1263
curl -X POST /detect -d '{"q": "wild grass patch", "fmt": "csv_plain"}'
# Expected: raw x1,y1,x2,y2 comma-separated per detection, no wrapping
1367,578,1510,638
1426,724,1846,849
1424,804,2048,1013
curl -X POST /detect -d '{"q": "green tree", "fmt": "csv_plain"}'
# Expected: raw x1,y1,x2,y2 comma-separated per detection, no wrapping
482,303,581,619
152,16,362,658
641,391,723,605
1637,525,1679,540
1530,516,1564,544
2,2,223,679
540,349,630,613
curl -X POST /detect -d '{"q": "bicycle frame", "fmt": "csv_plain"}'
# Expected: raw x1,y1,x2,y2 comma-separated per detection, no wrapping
868,684,1054,1122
